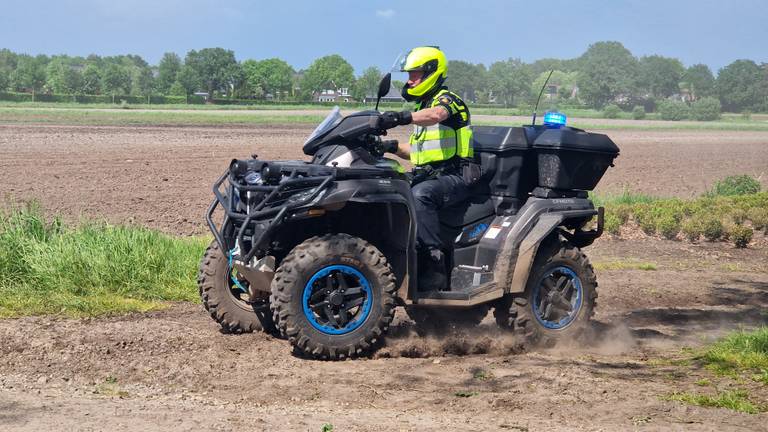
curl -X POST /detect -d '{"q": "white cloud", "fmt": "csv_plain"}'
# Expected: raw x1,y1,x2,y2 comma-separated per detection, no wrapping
375,9,395,19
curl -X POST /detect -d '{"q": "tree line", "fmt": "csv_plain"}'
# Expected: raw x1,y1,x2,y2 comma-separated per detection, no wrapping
0,41,766,112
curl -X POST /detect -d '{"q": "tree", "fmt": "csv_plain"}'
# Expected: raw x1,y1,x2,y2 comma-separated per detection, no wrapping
10,55,47,94
185,48,239,97
352,66,383,102
488,58,532,106
80,64,101,94
131,66,154,97
156,52,181,94
175,64,201,95
575,41,638,108
681,64,715,100
300,54,355,95
447,60,487,102
530,70,579,101
168,80,187,96
101,63,131,98
0,49,18,91
636,55,684,98
242,57,295,99
45,58,82,94
716,59,762,112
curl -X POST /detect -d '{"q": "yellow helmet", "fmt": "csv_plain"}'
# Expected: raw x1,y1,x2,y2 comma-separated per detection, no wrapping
399,46,447,102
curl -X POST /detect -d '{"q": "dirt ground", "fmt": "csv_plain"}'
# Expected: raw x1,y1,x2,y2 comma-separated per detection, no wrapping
1,123,767,430
1,124,766,235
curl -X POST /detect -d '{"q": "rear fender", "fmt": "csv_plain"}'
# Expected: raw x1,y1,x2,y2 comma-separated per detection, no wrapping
507,209,598,293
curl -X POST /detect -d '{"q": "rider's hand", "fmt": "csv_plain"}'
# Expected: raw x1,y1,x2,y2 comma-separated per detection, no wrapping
376,140,399,155
379,111,413,129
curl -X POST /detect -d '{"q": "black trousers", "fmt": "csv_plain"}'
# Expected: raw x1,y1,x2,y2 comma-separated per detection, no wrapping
411,172,470,251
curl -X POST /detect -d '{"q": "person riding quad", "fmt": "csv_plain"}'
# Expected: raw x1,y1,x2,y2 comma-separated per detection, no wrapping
377,46,475,291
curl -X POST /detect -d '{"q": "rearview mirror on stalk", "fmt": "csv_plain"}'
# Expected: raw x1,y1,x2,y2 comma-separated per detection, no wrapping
375,73,392,111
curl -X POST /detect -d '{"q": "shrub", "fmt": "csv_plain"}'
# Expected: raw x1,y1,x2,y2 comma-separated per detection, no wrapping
657,215,680,240
681,219,702,242
658,100,690,121
701,217,724,241
741,110,752,120
730,208,748,225
632,105,646,120
604,212,622,235
747,207,768,231
614,205,632,224
691,97,722,121
729,225,753,248
603,104,621,119
712,175,761,196
633,206,657,235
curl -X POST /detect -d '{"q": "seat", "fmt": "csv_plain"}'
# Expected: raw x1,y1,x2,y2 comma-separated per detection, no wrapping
438,193,495,228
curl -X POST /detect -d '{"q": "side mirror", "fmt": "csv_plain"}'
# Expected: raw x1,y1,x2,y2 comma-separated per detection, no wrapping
375,73,392,111
377,73,392,98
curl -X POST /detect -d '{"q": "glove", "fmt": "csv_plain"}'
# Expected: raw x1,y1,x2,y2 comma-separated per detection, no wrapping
379,110,413,129
377,140,399,154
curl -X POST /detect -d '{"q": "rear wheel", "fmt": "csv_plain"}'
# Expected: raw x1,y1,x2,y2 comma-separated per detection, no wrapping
198,240,275,334
494,241,597,347
270,234,397,360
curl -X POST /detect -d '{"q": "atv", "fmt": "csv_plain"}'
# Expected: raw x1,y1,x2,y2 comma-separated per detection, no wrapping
198,74,620,359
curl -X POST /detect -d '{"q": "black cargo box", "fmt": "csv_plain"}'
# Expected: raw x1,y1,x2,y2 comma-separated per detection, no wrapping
532,127,619,191
472,126,537,199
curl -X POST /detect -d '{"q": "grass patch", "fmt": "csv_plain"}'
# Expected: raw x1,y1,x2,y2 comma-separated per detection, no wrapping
698,327,768,384
594,188,768,245
593,261,657,271
0,203,208,317
3,105,768,131
0,107,324,126
664,389,764,414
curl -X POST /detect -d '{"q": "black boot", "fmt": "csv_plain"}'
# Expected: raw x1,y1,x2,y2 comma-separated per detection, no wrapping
418,248,447,292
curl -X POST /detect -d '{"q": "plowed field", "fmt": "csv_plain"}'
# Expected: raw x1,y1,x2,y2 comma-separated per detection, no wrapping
1,123,767,431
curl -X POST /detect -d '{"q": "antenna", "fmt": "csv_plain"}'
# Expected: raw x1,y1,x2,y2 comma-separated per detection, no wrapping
531,69,554,126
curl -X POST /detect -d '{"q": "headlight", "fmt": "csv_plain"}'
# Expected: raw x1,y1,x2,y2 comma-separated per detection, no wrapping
285,187,320,204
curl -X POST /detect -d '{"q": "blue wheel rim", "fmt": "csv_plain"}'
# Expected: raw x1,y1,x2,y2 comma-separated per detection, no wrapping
532,266,583,330
302,265,373,335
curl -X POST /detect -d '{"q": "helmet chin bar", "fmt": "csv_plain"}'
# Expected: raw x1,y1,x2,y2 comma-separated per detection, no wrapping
401,73,445,102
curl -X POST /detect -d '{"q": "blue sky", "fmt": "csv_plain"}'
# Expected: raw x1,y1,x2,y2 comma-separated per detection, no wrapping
1,0,766,74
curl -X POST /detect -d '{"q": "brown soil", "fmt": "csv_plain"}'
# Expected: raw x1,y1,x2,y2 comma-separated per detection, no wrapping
1,124,767,235
1,124,767,430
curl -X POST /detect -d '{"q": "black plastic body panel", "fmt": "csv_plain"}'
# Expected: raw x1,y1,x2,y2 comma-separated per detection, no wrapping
472,125,538,203
532,127,620,191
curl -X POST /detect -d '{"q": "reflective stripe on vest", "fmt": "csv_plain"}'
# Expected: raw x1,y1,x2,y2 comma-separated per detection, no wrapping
409,91,473,166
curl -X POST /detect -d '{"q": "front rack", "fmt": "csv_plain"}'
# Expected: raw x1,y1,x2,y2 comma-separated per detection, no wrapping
206,165,336,263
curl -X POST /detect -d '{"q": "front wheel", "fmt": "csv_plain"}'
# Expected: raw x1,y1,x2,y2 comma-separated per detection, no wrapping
198,240,276,334
270,234,397,360
494,241,597,347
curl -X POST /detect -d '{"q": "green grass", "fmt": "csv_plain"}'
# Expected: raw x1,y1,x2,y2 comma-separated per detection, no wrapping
594,189,768,244
0,107,325,126
664,389,764,414
2,104,768,130
0,203,208,317
699,327,768,384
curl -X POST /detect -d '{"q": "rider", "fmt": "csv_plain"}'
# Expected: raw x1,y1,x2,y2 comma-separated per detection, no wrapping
377,46,474,291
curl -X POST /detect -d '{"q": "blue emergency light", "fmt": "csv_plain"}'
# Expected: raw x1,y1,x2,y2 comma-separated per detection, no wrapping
543,111,567,128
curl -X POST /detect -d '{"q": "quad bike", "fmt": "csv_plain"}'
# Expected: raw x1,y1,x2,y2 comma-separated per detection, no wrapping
198,74,620,359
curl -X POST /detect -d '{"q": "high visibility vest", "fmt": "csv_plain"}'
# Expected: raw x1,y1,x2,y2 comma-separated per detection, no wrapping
409,89,473,166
